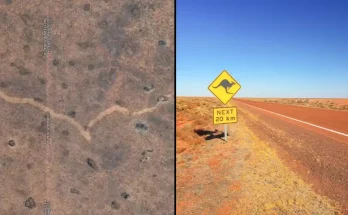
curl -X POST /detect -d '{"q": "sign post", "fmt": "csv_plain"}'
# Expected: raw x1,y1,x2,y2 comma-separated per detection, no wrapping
208,70,241,142
224,104,227,141
224,122,227,141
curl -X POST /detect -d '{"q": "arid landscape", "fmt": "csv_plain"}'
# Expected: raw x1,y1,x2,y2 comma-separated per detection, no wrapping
0,0,174,214
177,97,348,215
243,98,348,111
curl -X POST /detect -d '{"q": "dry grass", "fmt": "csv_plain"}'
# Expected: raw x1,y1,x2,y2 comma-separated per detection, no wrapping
245,98,348,111
176,97,222,154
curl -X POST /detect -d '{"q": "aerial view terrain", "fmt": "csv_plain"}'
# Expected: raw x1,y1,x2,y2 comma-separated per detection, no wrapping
0,0,174,214
177,0,348,214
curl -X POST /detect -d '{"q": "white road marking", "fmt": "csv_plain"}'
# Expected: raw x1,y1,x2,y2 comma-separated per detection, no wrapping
236,101,348,137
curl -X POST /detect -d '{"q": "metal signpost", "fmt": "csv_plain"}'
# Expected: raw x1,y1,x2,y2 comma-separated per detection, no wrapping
208,70,241,141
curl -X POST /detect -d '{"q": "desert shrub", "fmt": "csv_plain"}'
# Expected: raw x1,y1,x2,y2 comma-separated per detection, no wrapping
177,104,188,112
193,106,210,117
338,105,348,110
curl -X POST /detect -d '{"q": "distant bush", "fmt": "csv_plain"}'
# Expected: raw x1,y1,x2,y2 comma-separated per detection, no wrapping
177,104,188,111
338,105,348,110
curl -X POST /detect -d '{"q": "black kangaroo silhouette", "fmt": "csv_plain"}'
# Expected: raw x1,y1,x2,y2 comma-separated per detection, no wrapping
212,79,235,94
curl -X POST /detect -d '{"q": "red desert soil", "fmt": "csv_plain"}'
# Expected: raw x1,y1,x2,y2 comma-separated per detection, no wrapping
176,97,344,215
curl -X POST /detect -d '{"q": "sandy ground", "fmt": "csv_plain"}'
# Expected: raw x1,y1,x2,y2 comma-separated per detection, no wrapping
0,0,174,214
176,97,345,215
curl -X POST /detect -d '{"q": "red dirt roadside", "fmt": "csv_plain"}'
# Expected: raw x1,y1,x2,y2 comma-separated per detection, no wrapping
236,99,348,214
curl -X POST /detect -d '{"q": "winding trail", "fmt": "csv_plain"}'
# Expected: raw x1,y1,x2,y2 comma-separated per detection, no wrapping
0,90,173,142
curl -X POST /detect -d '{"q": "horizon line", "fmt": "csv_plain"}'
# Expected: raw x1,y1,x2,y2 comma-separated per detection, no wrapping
176,96,348,99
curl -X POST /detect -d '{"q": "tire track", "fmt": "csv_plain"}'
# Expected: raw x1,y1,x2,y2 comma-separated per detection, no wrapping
0,90,173,142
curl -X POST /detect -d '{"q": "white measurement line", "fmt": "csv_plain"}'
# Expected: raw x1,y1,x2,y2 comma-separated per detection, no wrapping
237,101,348,137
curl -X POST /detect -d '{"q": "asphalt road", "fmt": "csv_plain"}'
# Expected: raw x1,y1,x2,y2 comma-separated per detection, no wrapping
235,99,348,214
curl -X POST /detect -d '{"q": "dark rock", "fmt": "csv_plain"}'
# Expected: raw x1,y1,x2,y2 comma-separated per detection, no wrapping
111,201,120,210
135,122,148,132
157,95,168,102
158,40,166,46
121,192,129,199
86,158,98,170
143,84,155,92
8,140,15,147
24,197,36,209
67,110,76,118
38,78,46,85
52,59,60,66
34,97,43,102
115,100,122,105
70,188,81,195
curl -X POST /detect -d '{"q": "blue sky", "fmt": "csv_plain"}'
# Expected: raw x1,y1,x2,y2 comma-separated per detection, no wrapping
177,0,348,98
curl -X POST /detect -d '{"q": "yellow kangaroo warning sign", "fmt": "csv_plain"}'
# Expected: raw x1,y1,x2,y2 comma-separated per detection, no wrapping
208,70,241,105
213,107,238,124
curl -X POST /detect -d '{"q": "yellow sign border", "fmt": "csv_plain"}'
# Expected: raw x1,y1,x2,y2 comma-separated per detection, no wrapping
213,106,238,125
208,70,242,105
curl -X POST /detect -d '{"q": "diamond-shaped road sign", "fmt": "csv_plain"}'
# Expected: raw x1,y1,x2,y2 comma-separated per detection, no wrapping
208,70,241,104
